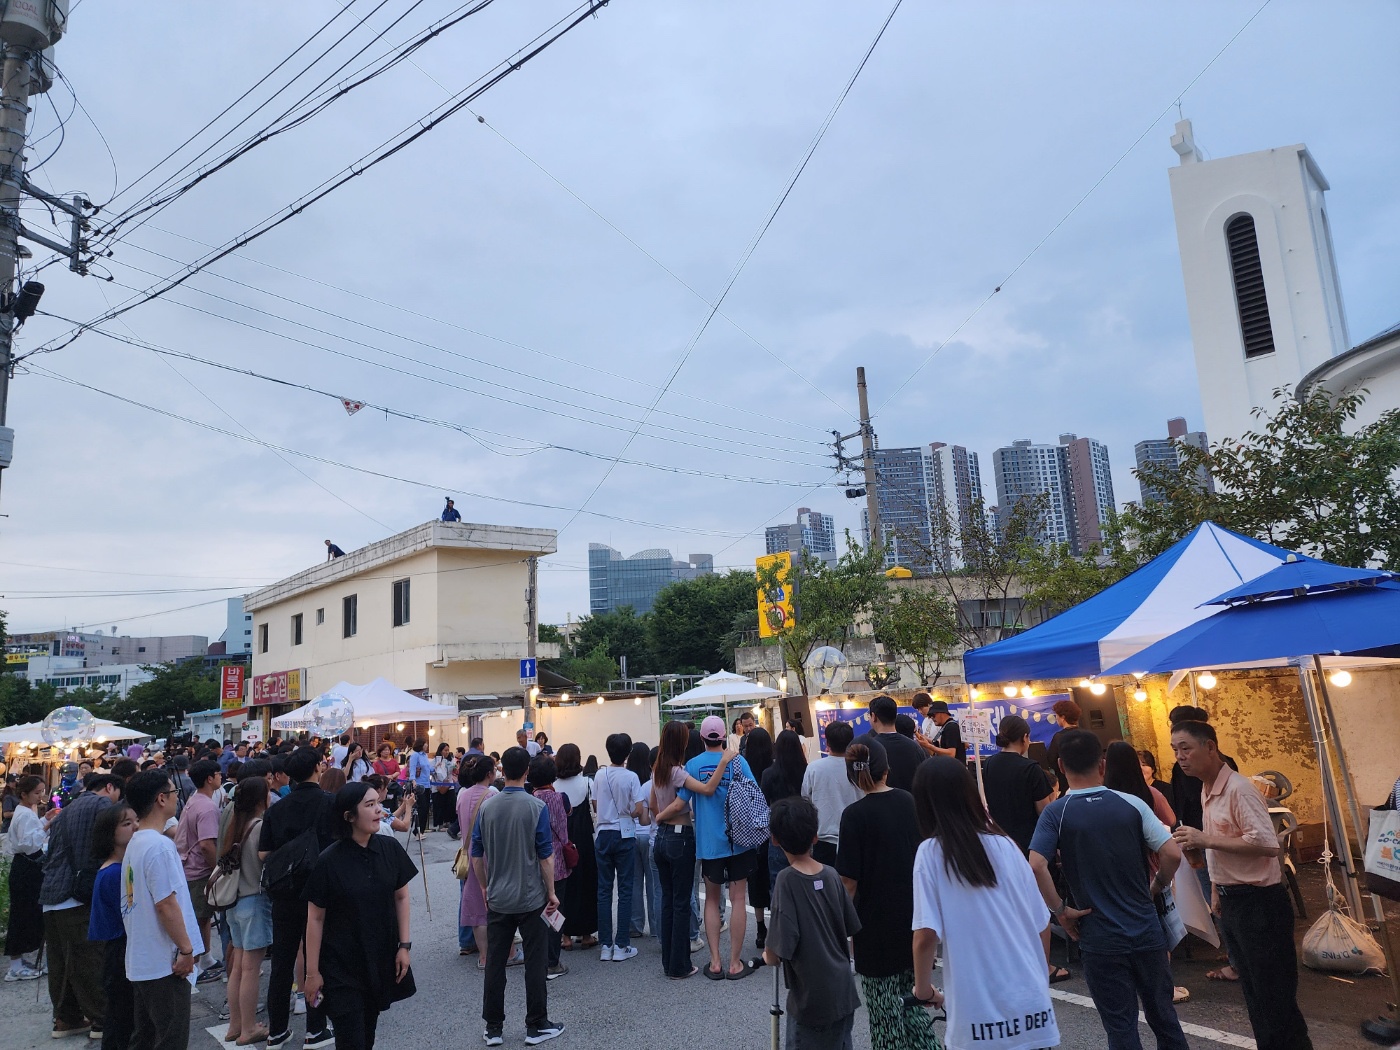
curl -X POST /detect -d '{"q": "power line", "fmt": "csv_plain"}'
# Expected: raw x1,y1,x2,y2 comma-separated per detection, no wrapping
0,559,273,582
872,0,1276,416
556,0,905,538
26,362,768,539
31,1,614,358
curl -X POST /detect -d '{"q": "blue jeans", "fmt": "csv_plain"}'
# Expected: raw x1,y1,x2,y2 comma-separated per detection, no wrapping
654,824,697,977
630,834,659,936
595,830,635,950
1079,948,1189,1050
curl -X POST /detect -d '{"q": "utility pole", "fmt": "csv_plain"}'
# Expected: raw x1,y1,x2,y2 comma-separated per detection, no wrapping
524,555,538,727
0,5,88,506
856,367,880,552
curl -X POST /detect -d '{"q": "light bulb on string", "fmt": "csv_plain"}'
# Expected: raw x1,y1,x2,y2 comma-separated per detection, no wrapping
560,692,570,704
499,710,509,719
633,697,642,706
1133,686,1147,702
1003,685,1018,698
595,696,604,705
1020,686,1034,698
1089,682,1106,696
1197,672,1217,690
1328,669,1352,688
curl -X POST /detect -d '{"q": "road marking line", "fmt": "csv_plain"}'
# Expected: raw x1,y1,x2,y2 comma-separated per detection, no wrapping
1048,989,1258,1048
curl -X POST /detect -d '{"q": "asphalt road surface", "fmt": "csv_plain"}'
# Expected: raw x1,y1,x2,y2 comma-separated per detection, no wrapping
2,832,1388,1048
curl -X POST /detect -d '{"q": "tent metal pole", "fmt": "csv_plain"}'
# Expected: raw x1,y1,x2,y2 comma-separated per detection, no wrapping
1311,655,1388,927
1296,663,1366,919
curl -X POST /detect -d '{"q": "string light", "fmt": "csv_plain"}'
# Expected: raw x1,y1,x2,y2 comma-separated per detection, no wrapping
633,697,642,706
1003,685,1018,698
1328,669,1352,688
1089,682,1106,696
1133,686,1147,703
499,710,509,719
596,696,604,705
560,692,570,704
1020,686,1034,699
1197,672,1217,690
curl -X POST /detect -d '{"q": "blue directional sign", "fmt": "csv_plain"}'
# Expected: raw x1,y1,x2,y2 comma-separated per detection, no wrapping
519,657,537,684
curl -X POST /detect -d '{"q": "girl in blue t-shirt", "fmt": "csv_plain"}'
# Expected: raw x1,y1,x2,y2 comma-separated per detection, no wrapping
89,802,139,1050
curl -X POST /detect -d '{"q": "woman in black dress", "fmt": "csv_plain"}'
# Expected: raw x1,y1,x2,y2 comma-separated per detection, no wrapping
303,783,418,1050
554,743,598,949
742,726,774,950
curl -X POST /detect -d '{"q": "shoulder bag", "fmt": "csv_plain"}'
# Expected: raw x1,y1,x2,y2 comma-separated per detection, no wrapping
453,789,490,880
207,817,260,912
724,764,771,853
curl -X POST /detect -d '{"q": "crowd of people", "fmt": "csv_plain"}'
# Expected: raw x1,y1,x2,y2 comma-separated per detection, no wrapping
0,691,1321,1050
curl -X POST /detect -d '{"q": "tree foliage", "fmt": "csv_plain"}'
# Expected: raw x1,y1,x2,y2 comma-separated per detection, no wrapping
1017,513,1145,617
547,644,619,693
871,584,961,688
569,607,656,676
1128,386,1400,567
647,570,757,674
95,660,219,736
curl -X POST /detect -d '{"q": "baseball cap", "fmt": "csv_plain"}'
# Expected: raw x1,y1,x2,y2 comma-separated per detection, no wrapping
699,715,727,742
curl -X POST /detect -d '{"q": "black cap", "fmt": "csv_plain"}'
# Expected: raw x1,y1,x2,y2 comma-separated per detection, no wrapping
928,700,950,715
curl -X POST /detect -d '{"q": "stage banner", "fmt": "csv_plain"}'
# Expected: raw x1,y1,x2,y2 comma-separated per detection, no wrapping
813,693,1068,757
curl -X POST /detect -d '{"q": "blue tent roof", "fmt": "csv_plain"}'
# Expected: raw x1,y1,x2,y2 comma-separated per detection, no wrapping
1200,554,1392,606
962,522,1295,684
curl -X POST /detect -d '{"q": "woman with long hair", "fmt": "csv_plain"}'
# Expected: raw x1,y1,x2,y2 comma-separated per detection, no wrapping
342,741,372,783
909,756,1059,1050
760,730,808,906
741,725,775,947
223,777,272,1045
303,784,417,1050
834,740,938,1050
650,720,734,978
4,775,48,981
529,754,573,979
455,755,499,966
626,741,658,940
319,767,347,795
555,744,599,950
88,801,138,1050
431,742,456,831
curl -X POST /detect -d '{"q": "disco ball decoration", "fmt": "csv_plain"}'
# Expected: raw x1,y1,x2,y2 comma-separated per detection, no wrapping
41,706,98,747
804,646,848,694
302,692,355,739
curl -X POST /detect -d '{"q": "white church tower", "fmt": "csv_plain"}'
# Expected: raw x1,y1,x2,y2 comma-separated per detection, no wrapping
1167,119,1350,446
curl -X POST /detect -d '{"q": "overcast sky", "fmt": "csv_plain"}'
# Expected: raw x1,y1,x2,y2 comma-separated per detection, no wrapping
3,0,1397,641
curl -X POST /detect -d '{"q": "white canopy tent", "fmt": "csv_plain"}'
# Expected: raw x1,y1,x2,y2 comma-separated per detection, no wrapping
270,677,458,731
662,670,781,709
0,719,151,744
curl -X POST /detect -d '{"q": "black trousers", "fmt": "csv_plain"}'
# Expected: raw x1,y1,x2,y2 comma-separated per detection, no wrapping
413,789,432,834
325,1000,381,1050
811,841,838,866
1219,883,1313,1050
482,907,549,1031
131,973,190,1050
101,937,134,1050
269,899,327,1038
45,905,106,1027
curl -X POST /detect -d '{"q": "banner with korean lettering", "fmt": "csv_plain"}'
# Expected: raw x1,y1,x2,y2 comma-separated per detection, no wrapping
220,666,246,711
756,551,794,639
813,694,1067,757
251,668,305,707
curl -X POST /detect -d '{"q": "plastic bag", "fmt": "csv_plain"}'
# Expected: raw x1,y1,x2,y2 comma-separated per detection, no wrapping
1301,906,1385,974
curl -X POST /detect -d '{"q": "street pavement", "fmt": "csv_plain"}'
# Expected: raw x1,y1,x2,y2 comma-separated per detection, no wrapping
1,831,1390,1048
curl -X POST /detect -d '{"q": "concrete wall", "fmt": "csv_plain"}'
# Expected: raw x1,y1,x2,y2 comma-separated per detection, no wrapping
476,698,663,766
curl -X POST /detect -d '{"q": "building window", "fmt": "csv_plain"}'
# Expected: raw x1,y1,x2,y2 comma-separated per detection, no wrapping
258,624,269,653
137,646,146,653
292,613,303,646
1225,213,1275,359
392,578,410,627
316,608,325,626
343,595,358,638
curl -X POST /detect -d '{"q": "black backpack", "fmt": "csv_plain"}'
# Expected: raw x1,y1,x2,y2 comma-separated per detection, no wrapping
260,826,320,901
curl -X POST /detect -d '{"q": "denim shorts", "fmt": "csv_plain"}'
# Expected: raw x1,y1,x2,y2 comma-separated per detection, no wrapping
227,893,273,951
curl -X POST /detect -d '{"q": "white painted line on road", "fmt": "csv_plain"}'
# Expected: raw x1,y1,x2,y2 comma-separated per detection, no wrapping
203,1024,238,1048
1048,989,1258,1049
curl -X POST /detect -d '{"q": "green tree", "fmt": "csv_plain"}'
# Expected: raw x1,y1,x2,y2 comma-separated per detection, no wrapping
557,607,656,677
1018,513,1146,616
647,570,757,673
756,536,887,694
547,644,619,693
0,674,56,727
98,660,220,736
872,584,961,688
538,623,564,645
1128,386,1400,566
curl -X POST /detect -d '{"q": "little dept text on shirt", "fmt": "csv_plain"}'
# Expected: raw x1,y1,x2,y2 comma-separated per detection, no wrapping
967,1009,1054,1043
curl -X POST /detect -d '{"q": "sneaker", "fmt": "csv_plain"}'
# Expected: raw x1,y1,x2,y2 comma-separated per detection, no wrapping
546,964,569,980
303,1031,335,1050
524,1020,565,1045
219,1003,231,1021
719,918,729,933
4,966,43,981
483,1030,504,1047
197,965,224,984
266,1033,291,1049
50,1021,91,1039
599,944,614,962
87,1028,103,1042
611,945,638,962
293,991,306,1015
689,937,704,954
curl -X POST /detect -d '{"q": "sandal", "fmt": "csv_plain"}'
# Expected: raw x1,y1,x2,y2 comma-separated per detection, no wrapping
1173,986,1191,1004
726,963,752,980
704,965,726,981
506,947,525,967
577,936,599,950
1048,966,1072,984
560,938,575,952
670,966,700,980
236,1026,269,1046
1205,967,1239,982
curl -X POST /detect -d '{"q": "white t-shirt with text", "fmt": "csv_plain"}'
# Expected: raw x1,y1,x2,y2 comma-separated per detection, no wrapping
594,766,640,839
911,833,1060,1050
121,828,205,982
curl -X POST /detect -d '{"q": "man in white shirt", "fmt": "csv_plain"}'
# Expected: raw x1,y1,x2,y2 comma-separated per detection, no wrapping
122,770,204,1050
516,729,542,757
330,734,350,768
801,720,861,865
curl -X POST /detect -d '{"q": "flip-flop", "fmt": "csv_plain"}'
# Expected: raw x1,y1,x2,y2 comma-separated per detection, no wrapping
670,966,700,981
1049,967,1072,984
1205,968,1239,982
704,965,726,981
726,964,752,981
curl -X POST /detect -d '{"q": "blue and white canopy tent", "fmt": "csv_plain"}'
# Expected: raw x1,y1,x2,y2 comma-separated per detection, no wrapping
962,522,1295,685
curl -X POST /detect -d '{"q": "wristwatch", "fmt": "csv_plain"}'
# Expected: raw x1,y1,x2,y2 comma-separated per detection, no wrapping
396,941,412,950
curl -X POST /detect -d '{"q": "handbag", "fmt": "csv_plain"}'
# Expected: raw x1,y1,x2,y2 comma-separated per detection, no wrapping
453,788,491,881
207,817,258,912
1363,806,1400,901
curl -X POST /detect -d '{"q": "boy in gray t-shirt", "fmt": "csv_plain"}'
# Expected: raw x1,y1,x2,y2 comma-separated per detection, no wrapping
763,797,862,1050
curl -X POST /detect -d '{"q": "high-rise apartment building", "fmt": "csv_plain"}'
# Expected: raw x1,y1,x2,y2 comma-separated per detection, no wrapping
992,435,1115,554
1134,417,1214,503
588,545,714,615
765,507,836,558
863,443,984,573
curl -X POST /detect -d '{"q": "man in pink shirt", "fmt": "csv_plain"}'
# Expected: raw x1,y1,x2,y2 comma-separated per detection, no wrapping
173,759,224,982
1170,719,1311,1050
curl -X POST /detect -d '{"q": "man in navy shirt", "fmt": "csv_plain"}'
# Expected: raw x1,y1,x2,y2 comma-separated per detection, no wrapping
1029,730,1188,1050
324,540,345,560
441,498,462,522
